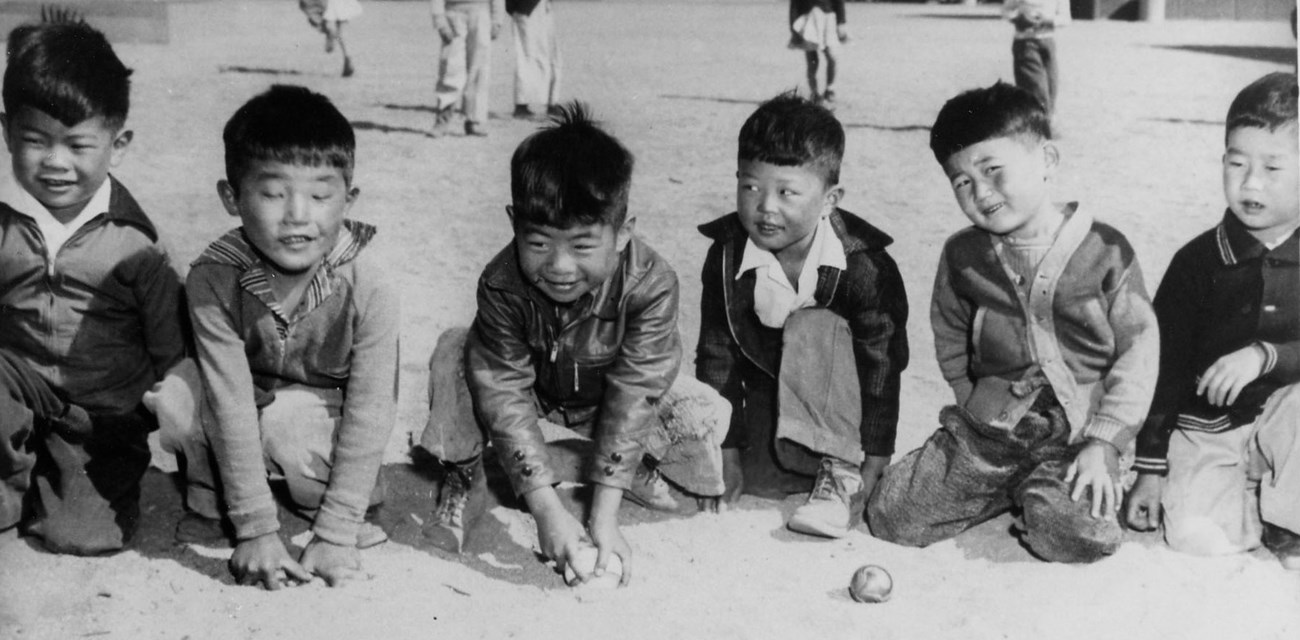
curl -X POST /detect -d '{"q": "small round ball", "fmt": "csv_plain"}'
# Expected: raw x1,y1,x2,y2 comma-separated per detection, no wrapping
849,564,893,603
563,545,622,589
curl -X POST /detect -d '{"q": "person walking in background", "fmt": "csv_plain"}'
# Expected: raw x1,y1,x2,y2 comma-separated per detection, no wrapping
431,0,506,137
298,0,362,78
1003,0,1070,117
508,0,562,120
788,0,848,106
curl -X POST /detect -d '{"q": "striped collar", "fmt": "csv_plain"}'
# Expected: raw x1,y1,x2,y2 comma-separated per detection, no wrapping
1215,209,1299,266
195,219,376,330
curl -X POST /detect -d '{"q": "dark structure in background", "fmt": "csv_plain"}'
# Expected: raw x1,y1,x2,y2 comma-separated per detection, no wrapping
1075,0,1294,21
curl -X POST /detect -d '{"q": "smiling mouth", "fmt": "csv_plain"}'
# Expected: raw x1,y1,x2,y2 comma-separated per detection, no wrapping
1241,200,1266,211
37,177,75,189
980,203,1005,217
279,235,316,246
755,223,782,234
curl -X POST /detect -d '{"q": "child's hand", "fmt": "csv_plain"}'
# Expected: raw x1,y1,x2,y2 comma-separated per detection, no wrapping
697,448,744,513
836,24,849,44
229,532,312,590
590,485,632,587
1066,440,1121,520
299,537,369,588
859,454,890,501
1124,473,1164,532
1197,346,1266,407
433,15,454,45
524,487,590,580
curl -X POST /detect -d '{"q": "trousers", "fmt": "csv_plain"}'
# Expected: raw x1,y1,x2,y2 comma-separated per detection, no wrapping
511,0,560,106
1012,36,1058,115
434,3,494,125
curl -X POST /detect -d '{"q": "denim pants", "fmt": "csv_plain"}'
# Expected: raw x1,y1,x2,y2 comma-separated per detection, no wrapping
1163,383,1300,555
867,389,1121,563
1013,37,1057,115
0,348,152,555
418,327,728,497
148,360,380,521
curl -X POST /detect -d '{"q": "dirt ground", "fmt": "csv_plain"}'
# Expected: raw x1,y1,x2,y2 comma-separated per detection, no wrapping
1,1,1299,639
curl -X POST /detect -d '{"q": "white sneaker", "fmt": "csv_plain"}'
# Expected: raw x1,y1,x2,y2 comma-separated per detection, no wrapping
787,457,862,538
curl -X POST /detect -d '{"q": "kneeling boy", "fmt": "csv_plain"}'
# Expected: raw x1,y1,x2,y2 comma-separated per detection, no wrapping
868,82,1159,563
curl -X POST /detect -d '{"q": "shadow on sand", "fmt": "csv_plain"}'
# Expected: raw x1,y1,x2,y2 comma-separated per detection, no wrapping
1154,44,1297,65
217,65,303,76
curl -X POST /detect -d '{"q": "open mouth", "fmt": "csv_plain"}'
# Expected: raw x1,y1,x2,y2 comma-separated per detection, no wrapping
279,235,316,247
980,203,1005,217
755,223,783,235
37,177,76,191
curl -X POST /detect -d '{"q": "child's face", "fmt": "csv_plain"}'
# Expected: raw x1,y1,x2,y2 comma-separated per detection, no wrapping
1,106,132,222
218,160,357,275
1223,124,1299,243
736,159,841,256
512,216,633,305
942,135,1060,240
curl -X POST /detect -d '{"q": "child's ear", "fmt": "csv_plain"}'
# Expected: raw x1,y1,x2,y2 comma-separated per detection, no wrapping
0,113,10,153
109,128,133,167
1042,141,1060,179
216,180,241,218
345,185,360,210
504,204,516,225
823,185,845,216
616,216,637,251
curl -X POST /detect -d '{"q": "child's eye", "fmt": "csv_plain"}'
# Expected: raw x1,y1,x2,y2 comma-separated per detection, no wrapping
259,191,285,199
779,188,798,196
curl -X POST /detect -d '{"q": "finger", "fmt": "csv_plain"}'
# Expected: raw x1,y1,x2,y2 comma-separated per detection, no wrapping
617,552,632,587
322,567,368,588
1225,379,1244,406
593,546,610,577
263,569,283,591
282,559,313,584
1089,483,1102,519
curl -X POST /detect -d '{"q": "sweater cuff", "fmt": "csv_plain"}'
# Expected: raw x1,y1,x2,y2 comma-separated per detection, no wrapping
230,503,281,541
1132,456,1169,476
312,510,361,547
1255,341,1279,376
1080,415,1129,449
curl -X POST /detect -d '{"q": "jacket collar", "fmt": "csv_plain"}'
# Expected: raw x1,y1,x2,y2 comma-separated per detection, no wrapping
698,208,894,255
0,175,158,241
193,219,376,329
1215,209,1300,266
481,234,651,320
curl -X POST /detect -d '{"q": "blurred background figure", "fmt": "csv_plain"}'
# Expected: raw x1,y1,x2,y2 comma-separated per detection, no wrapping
431,0,506,137
1003,0,1070,117
299,0,362,77
788,0,849,107
508,0,562,120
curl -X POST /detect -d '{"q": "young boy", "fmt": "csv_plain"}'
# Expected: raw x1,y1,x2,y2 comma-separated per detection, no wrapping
1126,72,1300,570
1002,0,1070,116
431,0,505,137
867,82,1159,563
695,92,909,538
788,0,849,106
415,103,728,583
166,85,399,589
0,18,186,555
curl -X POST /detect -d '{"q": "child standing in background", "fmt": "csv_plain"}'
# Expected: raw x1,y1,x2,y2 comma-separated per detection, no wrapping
788,0,848,106
299,0,362,78
1003,0,1070,117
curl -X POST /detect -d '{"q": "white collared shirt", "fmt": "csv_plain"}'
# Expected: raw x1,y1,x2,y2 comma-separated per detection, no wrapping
0,172,112,264
736,215,846,328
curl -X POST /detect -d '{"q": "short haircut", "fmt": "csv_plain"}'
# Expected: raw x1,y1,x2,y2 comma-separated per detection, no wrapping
1225,72,1298,140
510,101,634,229
3,18,132,129
930,81,1050,164
222,84,355,191
737,91,844,185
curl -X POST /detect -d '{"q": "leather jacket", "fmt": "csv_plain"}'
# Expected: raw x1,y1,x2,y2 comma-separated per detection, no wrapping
465,235,681,495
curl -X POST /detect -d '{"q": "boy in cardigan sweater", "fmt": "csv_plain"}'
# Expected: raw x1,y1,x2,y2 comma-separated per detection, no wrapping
868,82,1158,563
1126,73,1300,570
166,85,399,589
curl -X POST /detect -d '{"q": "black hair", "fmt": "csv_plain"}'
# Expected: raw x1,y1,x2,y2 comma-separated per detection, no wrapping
737,91,844,185
929,81,1051,164
3,17,132,129
510,101,634,229
222,84,355,192
1225,72,1298,141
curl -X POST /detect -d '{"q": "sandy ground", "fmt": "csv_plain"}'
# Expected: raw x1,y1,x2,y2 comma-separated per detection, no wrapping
1,1,1299,638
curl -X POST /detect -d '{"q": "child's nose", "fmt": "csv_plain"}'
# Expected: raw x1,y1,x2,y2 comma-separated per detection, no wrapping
758,190,780,214
547,249,576,273
40,147,68,168
284,194,311,224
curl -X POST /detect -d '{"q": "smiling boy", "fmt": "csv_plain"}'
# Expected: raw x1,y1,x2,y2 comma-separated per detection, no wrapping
1126,72,1300,570
0,18,186,555
867,82,1158,563
695,92,909,538
170,85,398,589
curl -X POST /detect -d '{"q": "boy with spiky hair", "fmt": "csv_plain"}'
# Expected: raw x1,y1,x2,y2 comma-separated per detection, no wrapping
868,82,1158,563
165,85,399,589
696,91,909,538
416,102,728,584
0,17,186,555
1126,72,1300,570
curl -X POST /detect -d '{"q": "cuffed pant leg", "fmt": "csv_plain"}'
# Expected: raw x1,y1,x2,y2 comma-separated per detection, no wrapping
643,374,729,497
1163,426,1260,555
1015,459,1121,564
511,0,559,106
418,327,484,465
434,10,470,112
775,309,864,473
260,386,344,513
1012,38,1053,114
866,407,1019,546
28,410,152,556
462,5,492,125
1253,383,1300,535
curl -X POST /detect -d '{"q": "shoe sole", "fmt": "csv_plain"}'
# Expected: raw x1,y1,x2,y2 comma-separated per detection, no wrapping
786,516,849,539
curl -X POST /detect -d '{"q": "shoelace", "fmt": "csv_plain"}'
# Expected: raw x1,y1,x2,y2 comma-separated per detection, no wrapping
809,460,840,501
437,468,473,524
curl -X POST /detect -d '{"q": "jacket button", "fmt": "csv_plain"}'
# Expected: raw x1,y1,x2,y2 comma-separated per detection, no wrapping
998,411,1009,421
513,450,525,461
521,466,533,477
611,452,623,463
604,465,615,476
